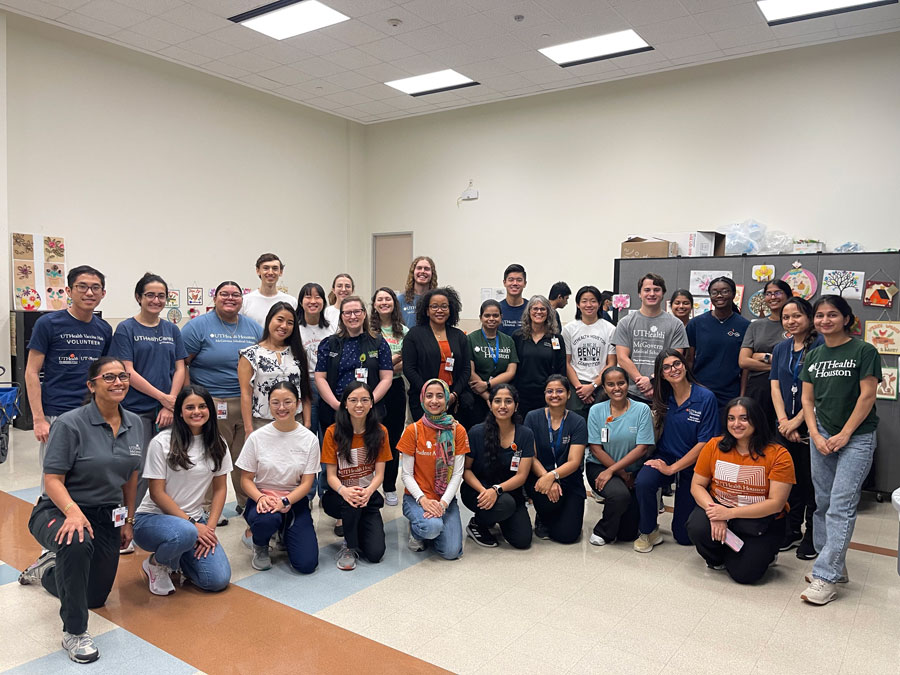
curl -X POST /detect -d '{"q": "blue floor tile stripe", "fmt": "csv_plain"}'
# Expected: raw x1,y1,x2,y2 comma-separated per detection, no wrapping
0,561,22,585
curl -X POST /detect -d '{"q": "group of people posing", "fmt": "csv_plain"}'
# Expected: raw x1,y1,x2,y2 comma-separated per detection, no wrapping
16,254,881,665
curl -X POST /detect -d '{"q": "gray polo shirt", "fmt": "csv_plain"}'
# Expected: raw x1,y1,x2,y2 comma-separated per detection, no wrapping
42,401,144,507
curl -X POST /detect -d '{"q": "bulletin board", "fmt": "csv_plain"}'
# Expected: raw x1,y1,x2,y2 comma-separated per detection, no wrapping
614,251,900,496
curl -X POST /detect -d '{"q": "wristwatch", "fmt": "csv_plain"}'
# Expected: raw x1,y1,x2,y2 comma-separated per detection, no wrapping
592,381,600,389
188,516,198,525
492,484,504,495
281,496,291,508
763,353,771,364
551,470,561,481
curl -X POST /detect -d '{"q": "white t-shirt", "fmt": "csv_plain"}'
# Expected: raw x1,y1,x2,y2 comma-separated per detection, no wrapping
235,423,320,494
240,290,296,328
323,305,340,328
299,322,336,376
562,318,616,382
137,430,233,519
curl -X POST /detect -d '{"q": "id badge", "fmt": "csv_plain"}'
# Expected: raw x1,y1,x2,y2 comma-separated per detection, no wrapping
551,337,561,350
510,453,521,471
112,506,128,528
791,384,798,395
216,402,228,420
355,367,368,382
444,356,455,372
600,427,609,443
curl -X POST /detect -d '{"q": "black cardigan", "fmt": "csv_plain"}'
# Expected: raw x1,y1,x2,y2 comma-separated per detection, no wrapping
402,324,470,419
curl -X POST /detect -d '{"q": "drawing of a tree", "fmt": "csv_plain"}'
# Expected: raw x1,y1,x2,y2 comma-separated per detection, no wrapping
823,270,859,296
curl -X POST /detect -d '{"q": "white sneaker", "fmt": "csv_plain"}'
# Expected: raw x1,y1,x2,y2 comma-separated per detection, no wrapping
633,528,662,553
62,631,99,663
142,556,175,596
801,578,837,605
385,491,399,506
408,533,426,552
119,540,135,555
589,534,607,546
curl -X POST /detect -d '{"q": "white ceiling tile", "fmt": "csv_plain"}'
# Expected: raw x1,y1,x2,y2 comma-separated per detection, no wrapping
218,50,281,73
74,0,151,27
481,72,534,91
111,28,169,50
461,33,529,60
43,0,92,10
379,95,433,110
771,16,836,37
324,0,398,19
319,20,390,47
414,89,468,104
250,42,314,65
239,72,287,90
114,0,183,15
188,0,257,19
357,36,421,60
157,44,213,65
480,1,558,28
159,3,229,33
610,46,669,67
3,0,68,18
206,24,273,51
637,15,707,43
519,65,577,84
623,60,672,74
355,61,412,81
258,64,310,86
438,13,507,41
722,39,778,54
293,56,348,77
327,47,383,69
284,31,348,55
565,58,620,76
493,48,554,71
694,3,765,32
534,0,612,21
320,90,373,106
357,6,431,34
394,25,460,51
668,51,723,65
58,10,122,34
350,99,400,115
354,83,403,99
461,59,515,79
838,18,900,35
777,29,839,46
710,23,776,48
403,0,478,24
322,70,377,89
655,33,721,58
178,34,242,59
834,2,900,27
510,19,575,48
427,42,484,67
129,16,201,43
680,0,747,12
202,59,251,79
303,96,347,111
389,52,447,74
610,0,689,26
288,78,345,96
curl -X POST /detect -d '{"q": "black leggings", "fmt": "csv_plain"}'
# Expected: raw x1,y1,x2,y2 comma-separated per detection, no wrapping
525,477,584,544
381,377,406,493
321,490,386,563
778,433,816,535
585,463,640,543
460,485,532,549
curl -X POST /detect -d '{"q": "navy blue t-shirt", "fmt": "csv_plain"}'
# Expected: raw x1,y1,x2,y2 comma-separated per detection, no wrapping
656,384,719,462
315,334,392,399
111,318,188,413
523,409,587,497
770,335,824,419
399,292,421,328
686,311,750,406
499,299,528,336
467,423,535,490
28,310,112,416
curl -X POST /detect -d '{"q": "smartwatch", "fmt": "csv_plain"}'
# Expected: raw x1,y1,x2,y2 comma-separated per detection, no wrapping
492,484,504,495
188,516,198,525
281,496,291,508
592,381,600,389
763,353,771,364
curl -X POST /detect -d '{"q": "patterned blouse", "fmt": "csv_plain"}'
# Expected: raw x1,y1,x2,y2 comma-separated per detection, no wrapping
239,344,304,420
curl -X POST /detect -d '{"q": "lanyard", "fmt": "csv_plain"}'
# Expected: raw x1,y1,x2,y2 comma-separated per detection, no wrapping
482,329,499,365
546,409,566,464
789,347,805,416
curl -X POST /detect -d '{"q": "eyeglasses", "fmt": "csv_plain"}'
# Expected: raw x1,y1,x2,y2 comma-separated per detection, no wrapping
72,283,103,294
531,307,548,313
92,372,130,383
142,293,167,301
347,397,372,406
341,309,364,317
661,360,684,373
429,304,450,311
709,289,733,297
218,292,243,299
764,291,785,298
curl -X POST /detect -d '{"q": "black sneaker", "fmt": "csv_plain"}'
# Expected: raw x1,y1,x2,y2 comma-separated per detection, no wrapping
779,530,802,552
465,519,498,547
333,522,344,537
234,503,244,516
796,530,818,560
534,517,550,541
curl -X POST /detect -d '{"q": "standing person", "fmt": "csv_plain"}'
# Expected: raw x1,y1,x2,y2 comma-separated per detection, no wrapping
398,379,469,559
461,299,518,430
614,274,689,404
770,297,822,557
18,357,142,664
586,367,654,546
524,375,587,544
321,382,391,570
370,287,409,506
548,281,571,330
498,264,528,336
238,302,311,433
739,279,792,435
182,280,262,520
237,382,320,573
633,350,719,552
686,276,749,410
324,273,354,327
669,289,694,327
400,256,437,327
599,291,615,325
799,295,880,606
25,265,112,462
512,296,566,417
563,285,617,418
402,287,470,420
111,273,187,533
687,398,794,584
240,253,296,328
132,385,232,596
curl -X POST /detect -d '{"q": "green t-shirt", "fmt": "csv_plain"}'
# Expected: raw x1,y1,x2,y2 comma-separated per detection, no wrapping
467,330,518,382
381,325,408,379
799,338,881,436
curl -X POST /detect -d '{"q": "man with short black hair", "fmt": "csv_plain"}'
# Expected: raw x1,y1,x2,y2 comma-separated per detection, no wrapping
240,253,296,327
499,264,528,336
548,281,571,330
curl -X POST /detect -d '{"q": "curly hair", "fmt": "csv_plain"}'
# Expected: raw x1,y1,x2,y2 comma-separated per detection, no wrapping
403,256,438,304
415,286,461,327
520,295,558,339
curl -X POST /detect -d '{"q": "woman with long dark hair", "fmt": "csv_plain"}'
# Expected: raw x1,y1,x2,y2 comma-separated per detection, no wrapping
461,299,518,429
633,350,719,552
669,289,694,327
512,295,566,417
132,385,232,595
799,295,881,605
370,287,408,506
687,397,794,583
297,282,334,438
462,384,534,549
321,382,391,570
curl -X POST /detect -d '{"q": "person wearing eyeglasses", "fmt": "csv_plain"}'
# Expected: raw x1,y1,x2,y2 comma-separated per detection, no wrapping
25,265,112,471
18,357,143,665
182,281,262,520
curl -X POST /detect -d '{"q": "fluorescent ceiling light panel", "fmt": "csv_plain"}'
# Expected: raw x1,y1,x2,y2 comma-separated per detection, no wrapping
757,0,897,25
229,0,349,40
539,30,652,67
385,69,478,96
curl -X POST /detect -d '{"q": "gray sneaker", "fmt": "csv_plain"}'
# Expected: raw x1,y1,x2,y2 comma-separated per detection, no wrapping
408,533,426,552
251,544,272,571
336,545,358,571
18,551,56,585
62,631,100,663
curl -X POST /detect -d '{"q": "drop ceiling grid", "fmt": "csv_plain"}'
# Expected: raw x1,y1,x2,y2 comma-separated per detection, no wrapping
2,0,899,123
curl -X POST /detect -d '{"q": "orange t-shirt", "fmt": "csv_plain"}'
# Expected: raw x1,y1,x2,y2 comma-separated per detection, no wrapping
438,339,453,388
694,437,795,513
396,420,469,501
321,424,393,488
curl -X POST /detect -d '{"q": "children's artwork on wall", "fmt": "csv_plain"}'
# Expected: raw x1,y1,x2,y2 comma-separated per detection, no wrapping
693,297,712,315
751,265,774,282
43,236,65,262
849,316,862,337
206,305,214,313
208,288,216,298
877,367,898,400
166,290,180,308
821,270,864,299
187,287,204,306
44,263,65,287
781,267,816,299
277,284,289,295
243,288,252,295
863,280,898,308
689,270,732,296
748,290,771,318
12,233,34,258
188,307,200,319
14,261,36,289
865,321,900,355
45,286,66,310
15,286,42,311
167,308,182,324
612,294,630,310
734,285,745,312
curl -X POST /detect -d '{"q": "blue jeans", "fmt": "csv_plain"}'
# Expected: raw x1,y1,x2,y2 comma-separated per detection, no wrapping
635,461,694,545
809,424,876,584
133,513,231,592
402,494,463,560
245,498,318,574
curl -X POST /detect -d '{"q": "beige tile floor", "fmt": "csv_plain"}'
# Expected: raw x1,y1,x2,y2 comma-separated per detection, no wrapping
2,427,899,674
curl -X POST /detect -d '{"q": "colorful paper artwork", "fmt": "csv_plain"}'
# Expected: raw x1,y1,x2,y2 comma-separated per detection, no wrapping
781,267,816,299
863,280,898,308
877,367,898,400
692,297,712,315
206,306,215,313
15,286,42,311
243,288,252,295
752,265,774,282
689,270,732,297
43,236,65,262
44,263,64,287
612,294,630,310
849,316,862,337
45,286,67,310
167,308,183,324
734,285,745,312
865,321,900,355
822,270,864,299
166,290,180,308
14,260,36,288
11,232,65,312
187,287,204,306
748,290,771,318
12,233,34,258
188,308,200,319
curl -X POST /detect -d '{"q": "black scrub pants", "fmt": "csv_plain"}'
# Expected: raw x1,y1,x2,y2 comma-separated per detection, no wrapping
525,477,585,544
321,490,386,563
460,485,532,549
778,433,816,537
381,377,407,493
585,463,640,543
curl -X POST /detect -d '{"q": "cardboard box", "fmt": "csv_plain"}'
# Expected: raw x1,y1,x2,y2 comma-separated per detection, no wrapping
620,237,678,259
647,230,726,257
793,241,825,254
